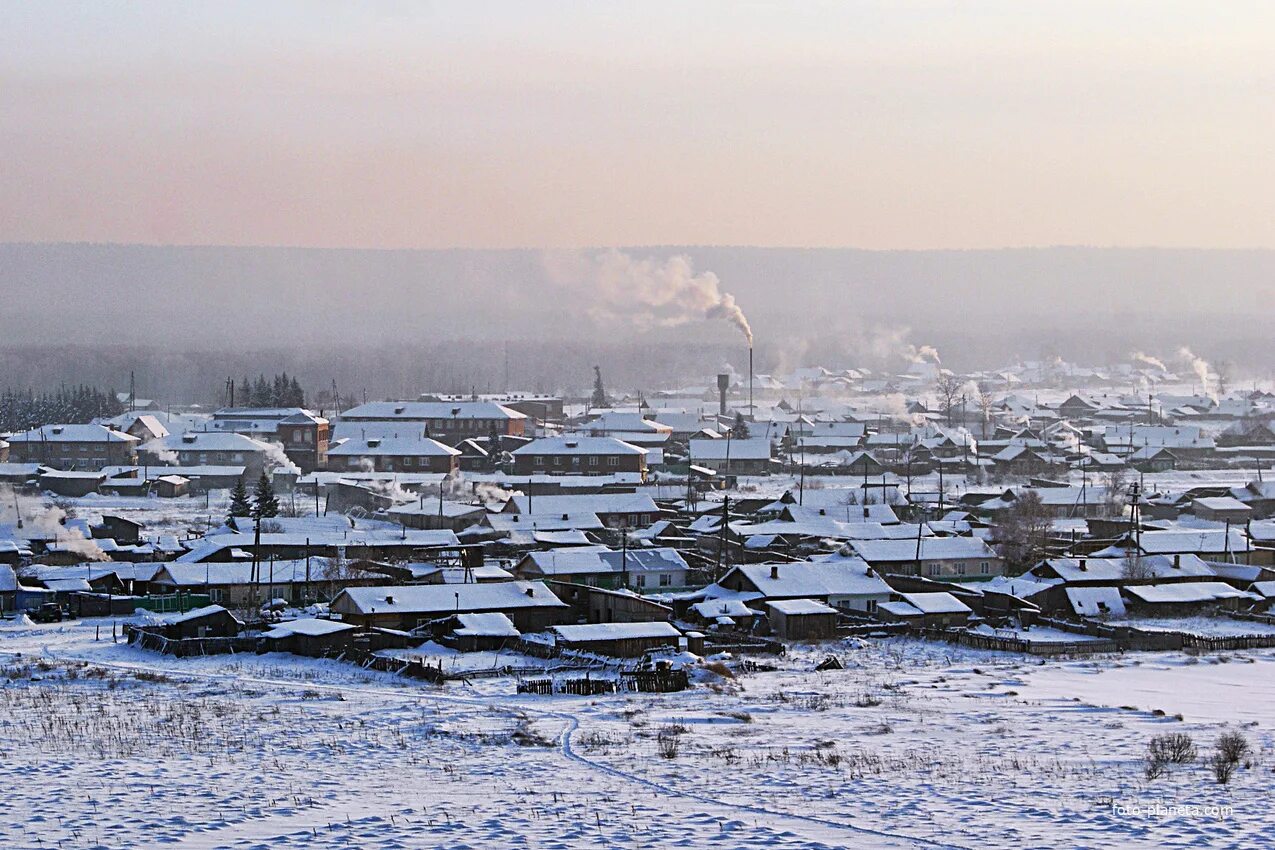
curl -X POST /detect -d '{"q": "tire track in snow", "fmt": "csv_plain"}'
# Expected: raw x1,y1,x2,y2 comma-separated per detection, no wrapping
40,647,970,850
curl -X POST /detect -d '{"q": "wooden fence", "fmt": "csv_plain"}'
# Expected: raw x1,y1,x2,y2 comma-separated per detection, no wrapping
127,628,261,657
1035,615,1275,652
918,627,1119,656
517,667,689,696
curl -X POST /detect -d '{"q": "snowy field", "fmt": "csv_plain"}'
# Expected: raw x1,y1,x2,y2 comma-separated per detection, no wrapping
3,618,1274,849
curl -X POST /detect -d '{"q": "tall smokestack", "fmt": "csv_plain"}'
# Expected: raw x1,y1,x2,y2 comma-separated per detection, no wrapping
717,373,730,417
748,346,754,421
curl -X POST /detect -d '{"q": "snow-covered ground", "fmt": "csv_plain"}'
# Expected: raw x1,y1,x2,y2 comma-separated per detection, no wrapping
3,617,1273,849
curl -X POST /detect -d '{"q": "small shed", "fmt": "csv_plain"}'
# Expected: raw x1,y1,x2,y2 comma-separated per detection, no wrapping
1190,496,1253,524
1064,586,1126,619
549,621,682,657
156,605,242,640
1122,582,1259,616
878,592,972,628
263,618,358,656
767,598,838,641
452,612,520,651
154,475,191,498
0,565,16,612
688,598,758,630
38,470,105,498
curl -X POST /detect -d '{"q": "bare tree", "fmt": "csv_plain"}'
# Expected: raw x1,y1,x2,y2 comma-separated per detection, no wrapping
1121,551,1154,581
993,490,1052,571
934,373,964,427
1215,360,1233,397
1100,467,1128,517
976,381,996,439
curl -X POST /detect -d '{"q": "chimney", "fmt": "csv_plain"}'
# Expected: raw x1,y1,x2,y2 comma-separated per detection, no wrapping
526,587,535,597
818,508,826,516
863,507,870,519
770,565,779,580
561,513,569,521
717,374,730,416
1173,554,1180,568
385,595,395,604
1077,559,1086,571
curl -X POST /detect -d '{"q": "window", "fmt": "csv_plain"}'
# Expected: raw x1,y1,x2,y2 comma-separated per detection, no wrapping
866,599,878,614
659,574,672,587
957,562,967,576
553,456,562,466
979,561,990,574
926,563,939,577
607,456,618,467
635,574,646,587
638,514,649,525
589,456,599,466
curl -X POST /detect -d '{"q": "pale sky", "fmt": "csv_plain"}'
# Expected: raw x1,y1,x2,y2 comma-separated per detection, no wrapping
1,1,1272,249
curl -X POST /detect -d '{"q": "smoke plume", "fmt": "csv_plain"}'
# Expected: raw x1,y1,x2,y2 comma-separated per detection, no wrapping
262,441,301,474
544,250,753,346
1176,347,1213,399
903,344,942,365
1130,351,1167,372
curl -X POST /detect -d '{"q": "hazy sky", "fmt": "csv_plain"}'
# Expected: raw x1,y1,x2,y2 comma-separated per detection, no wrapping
1,2,1272,249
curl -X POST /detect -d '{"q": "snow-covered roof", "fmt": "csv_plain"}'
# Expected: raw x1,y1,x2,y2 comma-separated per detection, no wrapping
550,621,680,643
454,612,519,637
724,560,891,600
340,400,526,421
767,598,837,616
486,512,604,533
898,591,971,615
1192,496,1252,513
508,493,657,516
337,581,568,616
8,424,139,444
328,436,461,457
1065,586,1126,618
689,437,772,461
584,412,673,434
849,537,998,564
1135,529,1250,556
511,436,646,456
150,431,272,454
265,618,356,638
1124,581,1258,604
520,547,688,577
690,599,756,619
160,604,233,624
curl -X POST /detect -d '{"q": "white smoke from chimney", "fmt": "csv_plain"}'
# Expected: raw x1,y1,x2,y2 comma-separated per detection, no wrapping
903,344,942,365
1176,346,1214,400
543,250,753,346
262,441,301,474
6,492,109,561
1130,351,1166,372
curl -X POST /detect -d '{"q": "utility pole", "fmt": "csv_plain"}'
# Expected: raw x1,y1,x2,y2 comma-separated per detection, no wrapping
714,497,730,579
620,521,629,590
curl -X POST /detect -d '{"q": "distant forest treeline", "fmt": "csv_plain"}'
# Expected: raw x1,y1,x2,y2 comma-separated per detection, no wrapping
0,385,125,432
0,340,738,408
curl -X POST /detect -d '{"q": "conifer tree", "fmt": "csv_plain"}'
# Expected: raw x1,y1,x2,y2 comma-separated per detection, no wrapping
251,473,280,519
227,478,252,525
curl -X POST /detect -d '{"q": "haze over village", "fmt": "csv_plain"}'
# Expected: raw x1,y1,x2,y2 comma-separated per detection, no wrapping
2,3,1274,849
